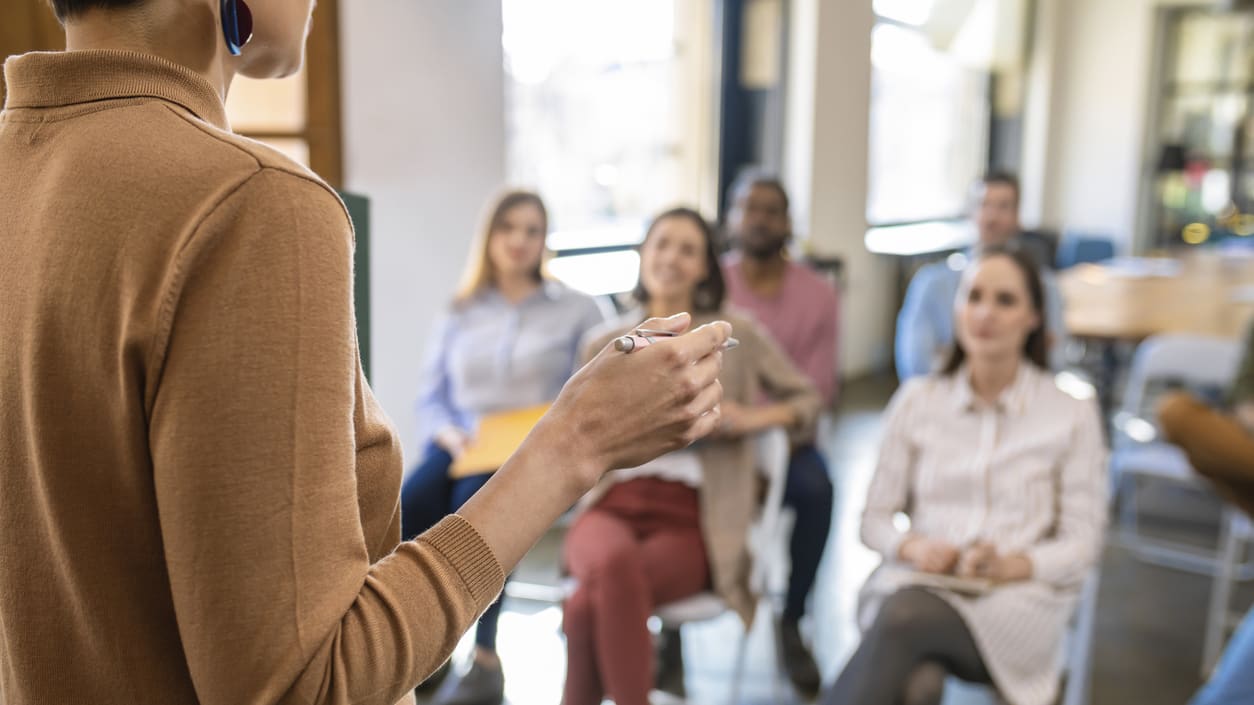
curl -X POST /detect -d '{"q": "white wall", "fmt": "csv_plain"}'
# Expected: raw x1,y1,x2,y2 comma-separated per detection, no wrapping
785,0,893,377
1024,0,1209,252
341,1,506,465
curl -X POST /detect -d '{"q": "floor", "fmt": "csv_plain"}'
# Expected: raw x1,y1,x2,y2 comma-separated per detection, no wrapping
421,375,1250,705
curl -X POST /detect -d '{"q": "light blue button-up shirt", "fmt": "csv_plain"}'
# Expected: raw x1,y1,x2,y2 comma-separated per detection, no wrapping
895,255,1067,380
415,281,607,443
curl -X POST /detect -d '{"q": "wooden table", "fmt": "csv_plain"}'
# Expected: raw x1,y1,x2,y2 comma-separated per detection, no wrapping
1059,253,1254,342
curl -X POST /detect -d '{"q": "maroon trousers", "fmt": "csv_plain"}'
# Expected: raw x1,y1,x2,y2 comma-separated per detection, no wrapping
562,478,711,705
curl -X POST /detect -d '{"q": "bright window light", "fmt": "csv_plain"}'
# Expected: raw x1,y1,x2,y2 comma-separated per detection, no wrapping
547,251,641,297
874,0,936,26
502,0,680,243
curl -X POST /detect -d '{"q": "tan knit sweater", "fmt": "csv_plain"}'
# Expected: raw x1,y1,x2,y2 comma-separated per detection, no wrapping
0,50,504,705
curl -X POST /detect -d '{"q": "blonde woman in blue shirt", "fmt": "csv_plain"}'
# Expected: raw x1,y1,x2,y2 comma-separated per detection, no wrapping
401,191,605,705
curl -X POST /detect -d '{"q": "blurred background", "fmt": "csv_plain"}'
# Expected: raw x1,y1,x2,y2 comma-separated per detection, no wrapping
4,1,1254,703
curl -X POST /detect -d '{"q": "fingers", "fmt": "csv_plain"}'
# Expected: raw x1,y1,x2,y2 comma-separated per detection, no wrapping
683,401,723,446
957,544,995,578
956,552,979,578
635,312,692,335
660,320,732,366
682,347,724,398
932,545,960,574
682,381,724,428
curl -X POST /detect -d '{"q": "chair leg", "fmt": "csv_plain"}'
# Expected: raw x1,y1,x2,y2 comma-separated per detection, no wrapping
766,604,788,705
1062,573,1099,705
1202,509,1240,677
1120,475,1141,543
729,627,749,705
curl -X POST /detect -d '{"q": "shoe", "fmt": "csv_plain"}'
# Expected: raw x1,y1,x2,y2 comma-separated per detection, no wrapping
778,617,822,700
415,658,452,695
653,627,686,699
432,659,505,705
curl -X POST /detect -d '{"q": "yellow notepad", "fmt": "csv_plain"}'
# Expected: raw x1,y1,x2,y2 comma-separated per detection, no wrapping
450,404,551,478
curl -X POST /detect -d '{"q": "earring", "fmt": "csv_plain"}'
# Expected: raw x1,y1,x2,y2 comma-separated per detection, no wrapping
220,0,254,56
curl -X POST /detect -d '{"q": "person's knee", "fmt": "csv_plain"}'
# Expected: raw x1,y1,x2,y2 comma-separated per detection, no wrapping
786,451,834,508
563,588,595,637
876,590,948,639
569,534,638,583
903,661,947,705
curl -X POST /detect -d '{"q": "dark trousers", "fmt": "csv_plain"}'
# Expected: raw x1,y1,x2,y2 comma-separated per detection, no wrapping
399,443,502,650
783,444,835,620
822,588,992,705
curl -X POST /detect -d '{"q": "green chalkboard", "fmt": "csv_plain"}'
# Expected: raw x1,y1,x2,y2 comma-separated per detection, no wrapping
338,191,371,381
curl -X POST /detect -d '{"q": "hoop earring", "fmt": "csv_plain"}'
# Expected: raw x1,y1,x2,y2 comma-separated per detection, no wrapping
220,0,254,56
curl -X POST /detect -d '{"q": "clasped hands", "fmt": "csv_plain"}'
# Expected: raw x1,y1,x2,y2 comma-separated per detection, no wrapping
898,535,1033,584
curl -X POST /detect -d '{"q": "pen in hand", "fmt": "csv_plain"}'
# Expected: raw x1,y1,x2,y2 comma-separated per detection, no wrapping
613,328,740,353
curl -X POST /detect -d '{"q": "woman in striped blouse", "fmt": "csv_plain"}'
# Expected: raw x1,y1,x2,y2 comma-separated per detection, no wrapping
822,247,1107,705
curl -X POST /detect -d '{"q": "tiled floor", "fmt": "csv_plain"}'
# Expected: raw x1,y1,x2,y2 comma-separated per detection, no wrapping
422,375,1251,705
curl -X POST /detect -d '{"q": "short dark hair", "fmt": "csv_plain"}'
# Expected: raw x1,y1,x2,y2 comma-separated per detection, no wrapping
942,245,1049,374
980,171,1021,206
632,207,726,313
726,169,790,214
47,0,144,23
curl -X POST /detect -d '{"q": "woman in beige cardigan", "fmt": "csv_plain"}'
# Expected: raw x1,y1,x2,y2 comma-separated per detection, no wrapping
0,2,732,704
823,248,1107,705
562,207,821,705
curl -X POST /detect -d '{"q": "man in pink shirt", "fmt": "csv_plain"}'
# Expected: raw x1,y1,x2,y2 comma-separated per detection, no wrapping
724,174,837,697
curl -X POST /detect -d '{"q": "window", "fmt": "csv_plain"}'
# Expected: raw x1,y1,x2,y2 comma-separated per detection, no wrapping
502,0,715,295
866,0,990,226
224,0,343,187
1145,8,1254,249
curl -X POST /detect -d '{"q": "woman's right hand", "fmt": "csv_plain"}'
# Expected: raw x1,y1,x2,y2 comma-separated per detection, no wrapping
899,534,960,574
530,312,730,492
433,426,472,459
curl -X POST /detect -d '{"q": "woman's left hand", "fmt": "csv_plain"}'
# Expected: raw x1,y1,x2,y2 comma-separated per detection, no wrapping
956,543,1033,583
716,401,756,438
716,401,795,438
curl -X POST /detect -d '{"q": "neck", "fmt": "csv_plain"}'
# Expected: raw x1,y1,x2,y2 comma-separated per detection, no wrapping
65,4,239,101
967,356,1022,405
647,295,694,320
496,274,540,304
739,251,788,283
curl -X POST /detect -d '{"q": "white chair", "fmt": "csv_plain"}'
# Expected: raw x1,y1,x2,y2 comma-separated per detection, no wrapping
1110,334,1246,576
651,427,794,705
940,568,1102,705
1202,509,1254,677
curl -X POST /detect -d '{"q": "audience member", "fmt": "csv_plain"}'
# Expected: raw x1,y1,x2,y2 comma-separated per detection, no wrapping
824,247,1107,705
718,172,836,697
896,173,1067,380
1159,322,1254,705
562,208,820,705
400,191,605,704
0,2,733,703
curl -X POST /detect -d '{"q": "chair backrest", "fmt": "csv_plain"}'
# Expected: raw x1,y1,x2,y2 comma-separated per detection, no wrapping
1056,234,1116,270
1120,334,1243,419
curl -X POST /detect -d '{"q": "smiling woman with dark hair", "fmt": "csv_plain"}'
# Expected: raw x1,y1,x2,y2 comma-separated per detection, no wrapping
562,207,820,705
0,3,733,704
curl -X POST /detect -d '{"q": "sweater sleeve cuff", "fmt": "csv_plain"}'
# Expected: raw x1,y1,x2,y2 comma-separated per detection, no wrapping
1025,544,1075,587
417,515,506,612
